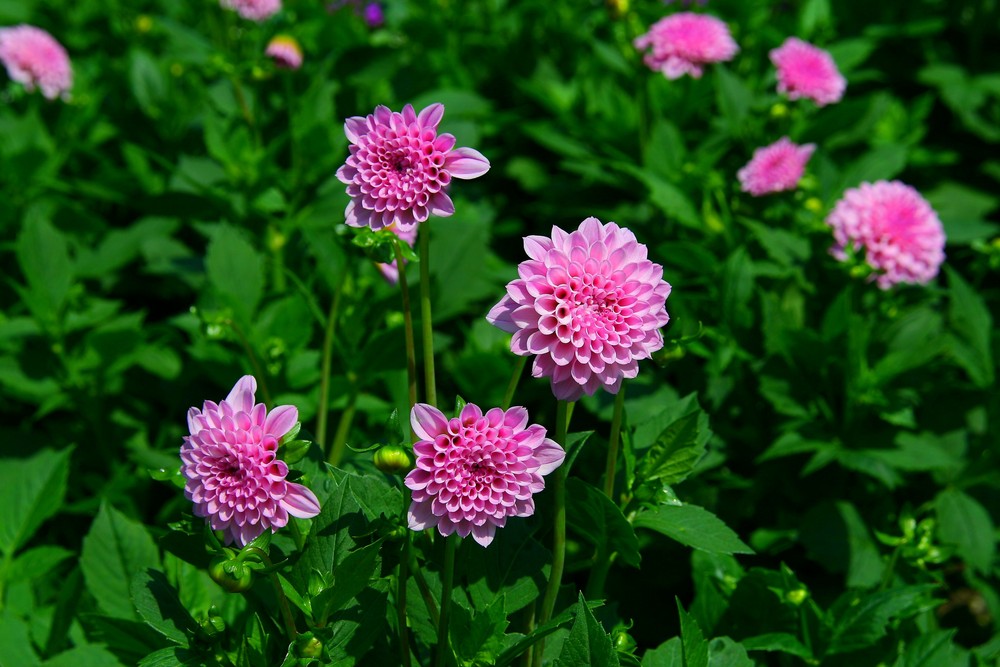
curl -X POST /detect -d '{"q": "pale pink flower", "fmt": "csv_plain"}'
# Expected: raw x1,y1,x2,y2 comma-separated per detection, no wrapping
0,25,72,100
633,12,738,79
220,0,281,22
487,218,671,401
738,137,816,196
826,181,946,289
404,403,565,547
770,37,846,107
336,103,490,232
181,376,321,546
376,224,418,284
265,35,302,70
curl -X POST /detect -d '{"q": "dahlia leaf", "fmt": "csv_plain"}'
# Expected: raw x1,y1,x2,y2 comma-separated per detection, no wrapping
642,637,684,666
0,446,71,557
312,541,382,623
633,505,753,555
15,209,72,324
676,599,709,667
451,595,508,665
461,520,549,613
633,407,709,488
824,585,936,656
945,266,994,388
130,569,198,645
935,488,996,574
554,593,620,667
205,224,263,325
566,478,641,568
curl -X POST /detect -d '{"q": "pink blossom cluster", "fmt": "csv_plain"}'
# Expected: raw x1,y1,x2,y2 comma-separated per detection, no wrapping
770,37,846,106
265,35,303,70
738,137,816,196
633,12,738,79
0,24,72,100
220,0,282,22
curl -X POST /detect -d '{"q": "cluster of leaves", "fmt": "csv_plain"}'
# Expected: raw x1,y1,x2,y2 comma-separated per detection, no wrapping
1,0,998,665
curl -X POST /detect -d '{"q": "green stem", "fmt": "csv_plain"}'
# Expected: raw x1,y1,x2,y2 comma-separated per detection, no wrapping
395,240,419,418
533,400,572,667
603,385,626,499
397,492,413,667
0,551,10,611
880,546,902,591
328,390,358,467
410,551,441,627
435,535,458,667
501,356,529,410
317,273,347,453
228,319,272,406
419,221,437,406
246,549,297,640
518,603,536,667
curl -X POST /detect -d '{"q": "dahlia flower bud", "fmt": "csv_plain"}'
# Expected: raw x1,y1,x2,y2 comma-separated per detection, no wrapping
825,181,945,289
336,103,490,232
737,137,816,197
487,217,672,401
404,403,565,547
633,12,738,80
220,0,281,22
373,444,412,474
265,35,303,70
0,25,72,100
769,37,846,107
180,375,321,546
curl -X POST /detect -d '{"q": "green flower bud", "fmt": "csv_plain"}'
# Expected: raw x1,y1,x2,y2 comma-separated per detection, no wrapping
298,636,323,659
374,445,412,474
209,556,253,593
613,631,637,652
786,588,808,606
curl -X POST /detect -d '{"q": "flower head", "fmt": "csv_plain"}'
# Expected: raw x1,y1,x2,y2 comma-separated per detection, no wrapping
181,376,321,546
265,35,303,70
737,137,816,196
376,224,418,284
336,103,490,232
220,0,281,22
826,180,946,289
0,25,72,100
633,12,738,79
363,2,385,28
405,403,565,547
770,37,846,106
487,217,671,401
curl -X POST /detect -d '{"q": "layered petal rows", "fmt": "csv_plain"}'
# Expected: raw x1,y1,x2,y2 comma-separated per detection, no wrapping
220,0,282,21
404,403,565,547
0,25,72,100
180,376,321,546
769,37,846,107
633,12,738,80
336,103,490,232
738,137,816,196
487,218,672,401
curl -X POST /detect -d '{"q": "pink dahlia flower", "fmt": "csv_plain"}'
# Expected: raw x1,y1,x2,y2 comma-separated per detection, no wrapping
487,217,672,401
376,223,418,284
181,376,321,546
737,137,816,196
770,37,846,107
336,103,490,232
220,0,281,22
826,180,946,289
404,403,565,547
265,35,302,70
0,25,72,100
633,12,738,80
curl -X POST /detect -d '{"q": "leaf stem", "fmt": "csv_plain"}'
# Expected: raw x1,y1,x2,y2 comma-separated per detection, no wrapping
435,535,458,667
328,390,358,467
317,272,347,452
397,495,413,667
395,239,419,421
501,356,528,410
603,385,627,499
419,221,437,406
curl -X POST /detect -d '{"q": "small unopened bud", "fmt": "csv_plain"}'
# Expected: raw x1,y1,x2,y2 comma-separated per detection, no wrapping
786,588,808,606
613,631,637,652
374,445,412,474
298,636,323,659
209,555,253,593
770,103,788,118
804,197,823,214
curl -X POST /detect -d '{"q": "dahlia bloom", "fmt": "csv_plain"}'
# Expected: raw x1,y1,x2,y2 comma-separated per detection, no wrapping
633,12,738,80
404,403,565,547
0,25,72,100
376,224,418,284
770,37,846,107
180,376,321,546
737,137,816,196
826,181,946,289
336,103,490,232
265,35,302,70
220,0,281,22
487,217,672,401
363,2,385,28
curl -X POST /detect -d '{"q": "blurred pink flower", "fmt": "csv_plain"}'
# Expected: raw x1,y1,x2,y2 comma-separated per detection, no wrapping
404,403,565,547
770,37,845,106
826,180,946,289
0,25,72,100
265,35,302,70
336,103,490,232
181,376,321,547
737,137,816,196
633,12,738,79
487,217,671,401
220,0,281,22
376,224,418,284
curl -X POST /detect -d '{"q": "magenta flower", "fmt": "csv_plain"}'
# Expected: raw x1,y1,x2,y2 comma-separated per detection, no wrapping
336,103,490,232
826,180,946,289
0,25,72,100
737,137,816,196
487,218,672,401
376,224,418,284
770,37,846,107
220,0,281,22
265,35,303,70
633,12,738,80
404,403,565,547
181,376,321,546
363,2,385,28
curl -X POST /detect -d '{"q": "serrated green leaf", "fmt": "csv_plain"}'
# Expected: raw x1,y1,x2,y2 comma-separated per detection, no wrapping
312,541,381,623
15,209,73,321
634,505,753,555
566,478,641,567
641,637,683,667
461,520,549,613
8,545,73,582
936,489,996,573
0,448,72,556
205,225,263,324
130,569,198,645
677,598,708,667
633,409,708,488
825,585,936,656
945,266,994,387
0,610,40,667
741,633,813,661
452,595,508,665
41,645,126,667
894,629,968,667
707,637,753,667
555,593,619,667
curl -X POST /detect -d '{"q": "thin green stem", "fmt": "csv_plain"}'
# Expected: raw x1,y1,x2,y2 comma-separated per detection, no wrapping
395,240,419,418
228,319,272,406
419,221,437,406
533,400,572,667
501,356,529,411
435,535,458,667
397,492,413,667
328,391,358,467
603,385,627,499
880,546,902,591
317,273,347,452
409,551,441,627
518,603,536,667
247,549,297,640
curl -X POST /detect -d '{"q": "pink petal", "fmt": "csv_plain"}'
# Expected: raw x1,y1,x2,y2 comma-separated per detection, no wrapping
225,376,257,413
281,483,321,518
417,103,445,129
264,405,298,439
445,147,490,179
533,438,566,476
411,403,448,441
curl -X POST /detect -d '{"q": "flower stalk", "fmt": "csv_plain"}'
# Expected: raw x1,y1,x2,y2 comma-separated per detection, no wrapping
419,221,437,406
434,535,458,667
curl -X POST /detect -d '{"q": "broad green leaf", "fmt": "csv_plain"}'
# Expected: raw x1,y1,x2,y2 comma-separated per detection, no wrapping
893,629,968,667
429,204,505,322
555,593,619,667
451,595,508,665
16,209,72,322
204,224,263,324
129,49,167,119
677,598,708,667
926,182,999,245
945,266,994,388
721,248,754,330
566,478,641,567
312,541,382,622
137,646,214,667
714,67,753,135
799,0,831,36
41,645,126,667
643,119,686,181
741,633,813,661
633,408,708,488
321,579,389,665
80,504,160,620
81,616,170,665
642,637,683,667
0,610,40,667
800,502,881,588
825,585,936,655
634,505,753,555
130,569,198,645
873,306,946,383
935,489,996,573
0,447,71,556
707,637,753,667
8,545,73,582
461,520,549,613
840,144,907,191
690,552,743,636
